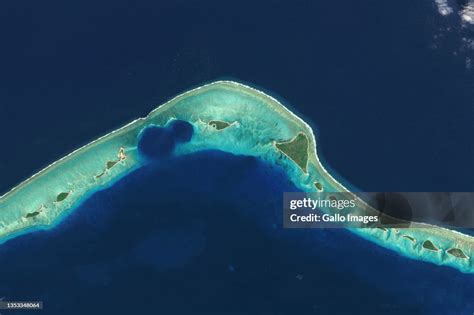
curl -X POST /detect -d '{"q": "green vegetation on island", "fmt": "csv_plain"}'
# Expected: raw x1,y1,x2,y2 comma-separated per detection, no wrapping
314,182,323,191
422,240,439,251
56,192,70,202
447,248,468,259
106,160,119,169
275,133,309,173
209,120,232,130
25,211,41,218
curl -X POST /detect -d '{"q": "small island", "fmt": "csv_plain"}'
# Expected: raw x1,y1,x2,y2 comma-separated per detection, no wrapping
447,248,468,259
208,120,232,130
422,240,440,251
275,133,309,173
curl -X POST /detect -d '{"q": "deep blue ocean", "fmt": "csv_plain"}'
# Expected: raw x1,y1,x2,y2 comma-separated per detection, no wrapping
0,1,473,314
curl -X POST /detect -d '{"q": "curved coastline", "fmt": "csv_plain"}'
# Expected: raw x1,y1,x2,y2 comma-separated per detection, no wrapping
0,80,473,273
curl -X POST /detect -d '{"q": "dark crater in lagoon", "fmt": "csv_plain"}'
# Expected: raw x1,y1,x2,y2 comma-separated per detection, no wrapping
138,120,194,160
170,119,194,142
